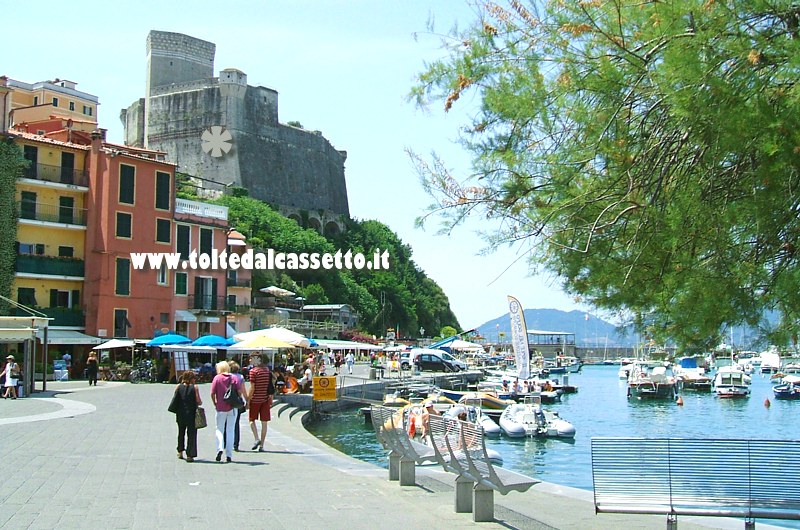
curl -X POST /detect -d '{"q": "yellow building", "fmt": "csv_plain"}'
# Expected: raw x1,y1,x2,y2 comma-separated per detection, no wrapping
6,77,98,129
12,133,90,331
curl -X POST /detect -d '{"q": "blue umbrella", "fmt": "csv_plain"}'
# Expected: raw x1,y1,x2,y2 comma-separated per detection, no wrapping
147,333,192,347
191,334,229,347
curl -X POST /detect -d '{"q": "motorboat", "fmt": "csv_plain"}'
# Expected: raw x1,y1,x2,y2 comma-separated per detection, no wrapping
545,355,582,374
759,347,782,374
773,375,800,400
618,363,635,380
714,365,751,398
672,356,713,392
456,391,515,410
498,395,576,439
627,363,679,400
443,401,501,436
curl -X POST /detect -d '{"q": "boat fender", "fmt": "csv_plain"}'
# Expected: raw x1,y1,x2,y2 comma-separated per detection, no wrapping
764,398,771,408
408,415,416,437
676,396,683,406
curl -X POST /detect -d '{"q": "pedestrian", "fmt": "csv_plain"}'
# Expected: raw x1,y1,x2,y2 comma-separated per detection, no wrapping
345,351,354,374
62,352,72,376
229,361,246,452
1,355,19,399
334,353,342,376
246,354,275,452
86,352,99,386
210,360,245,463
170,370,202,462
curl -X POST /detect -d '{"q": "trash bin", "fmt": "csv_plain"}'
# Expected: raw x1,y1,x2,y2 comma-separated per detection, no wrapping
369,368,377,380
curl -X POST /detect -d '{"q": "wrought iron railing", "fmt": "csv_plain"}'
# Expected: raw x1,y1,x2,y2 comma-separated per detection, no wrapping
22,162,90,187
17,201,87,226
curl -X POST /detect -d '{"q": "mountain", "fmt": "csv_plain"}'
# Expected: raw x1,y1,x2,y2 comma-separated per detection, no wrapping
475,308,637,347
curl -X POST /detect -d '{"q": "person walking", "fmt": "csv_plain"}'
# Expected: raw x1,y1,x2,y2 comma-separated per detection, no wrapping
210,360,245,463
86,352,99,386
246,354,275,452
1,355,19,399
229,361,246,452
170,370,202,462
345,351,355,374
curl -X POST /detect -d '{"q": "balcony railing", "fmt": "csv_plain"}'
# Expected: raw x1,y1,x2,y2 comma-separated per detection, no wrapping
22,163,90,187
252,296,302,310
175,198,228,221
18,201,88,226
187,294,229,311
14,306,85,327
226,277,251,288
226,303,251,314
15,255,85,277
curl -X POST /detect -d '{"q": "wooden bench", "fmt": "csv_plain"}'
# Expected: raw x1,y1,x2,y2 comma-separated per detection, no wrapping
428,414,539,522
592,437,800,529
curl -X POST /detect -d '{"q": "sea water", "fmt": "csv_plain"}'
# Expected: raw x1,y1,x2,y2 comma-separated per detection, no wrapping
307,365,800,521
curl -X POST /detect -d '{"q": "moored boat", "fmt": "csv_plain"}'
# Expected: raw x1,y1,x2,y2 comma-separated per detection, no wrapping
498,395,576,439
714,365,751,398
773,375,800,400
627,363,679,400
673,356,713,392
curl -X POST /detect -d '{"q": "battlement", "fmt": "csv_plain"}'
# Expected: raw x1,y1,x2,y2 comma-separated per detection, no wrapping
146,30,215,93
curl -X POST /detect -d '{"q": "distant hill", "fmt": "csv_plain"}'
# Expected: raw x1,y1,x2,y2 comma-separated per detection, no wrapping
475,308,637,347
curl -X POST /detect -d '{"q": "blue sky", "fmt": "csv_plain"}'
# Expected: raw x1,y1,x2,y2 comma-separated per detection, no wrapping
5,0,583,332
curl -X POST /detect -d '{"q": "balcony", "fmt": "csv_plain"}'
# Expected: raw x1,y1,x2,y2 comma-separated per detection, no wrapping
175,198,228,222
187,294,229,312
14,307,85,327
226,277,251,288
18,201,87,226
226,303,251,314
252,296,302,310
15,255,84,278
22,163,90,188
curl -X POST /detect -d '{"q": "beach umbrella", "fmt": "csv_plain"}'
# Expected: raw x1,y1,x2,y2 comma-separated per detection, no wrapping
146,333,192,347
191,334,229,347
228,335,295,368
233,327,311,348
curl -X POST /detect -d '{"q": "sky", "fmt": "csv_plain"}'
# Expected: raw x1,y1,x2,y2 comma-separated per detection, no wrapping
4,0,585,332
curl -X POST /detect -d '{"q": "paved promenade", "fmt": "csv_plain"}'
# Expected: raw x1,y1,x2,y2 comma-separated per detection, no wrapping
0,376,787,529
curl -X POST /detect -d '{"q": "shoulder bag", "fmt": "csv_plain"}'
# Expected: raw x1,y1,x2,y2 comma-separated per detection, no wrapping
223,377,244,408
168,387,180,413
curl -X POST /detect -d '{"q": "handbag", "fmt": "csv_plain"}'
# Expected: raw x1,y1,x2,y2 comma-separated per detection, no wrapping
223,377,244,408
194,406,207,429
168,388,180,414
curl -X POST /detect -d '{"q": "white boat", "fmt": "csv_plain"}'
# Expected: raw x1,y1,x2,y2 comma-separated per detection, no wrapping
498,395,576,439
714,365,751,398
443,402,501,437
759,347,782,374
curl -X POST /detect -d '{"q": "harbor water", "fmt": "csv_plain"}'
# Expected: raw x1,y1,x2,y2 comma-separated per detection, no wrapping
307,365,800,492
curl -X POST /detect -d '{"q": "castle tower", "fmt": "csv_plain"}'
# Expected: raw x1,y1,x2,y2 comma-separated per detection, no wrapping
144,31,215,147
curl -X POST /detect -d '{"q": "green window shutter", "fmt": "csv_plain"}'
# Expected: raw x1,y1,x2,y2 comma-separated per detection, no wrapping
119,164,135,204
50,289,58,308
71,290,80,308
155,171,171,210
115,258,130,296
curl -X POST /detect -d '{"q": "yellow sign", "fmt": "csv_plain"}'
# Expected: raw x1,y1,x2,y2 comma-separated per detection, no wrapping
313,376,337,401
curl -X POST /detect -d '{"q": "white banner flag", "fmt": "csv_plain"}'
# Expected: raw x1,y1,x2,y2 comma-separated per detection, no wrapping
508,295,530,379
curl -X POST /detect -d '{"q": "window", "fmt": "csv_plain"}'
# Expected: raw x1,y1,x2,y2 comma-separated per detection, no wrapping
199,322,211,335
20,191,36,220
193,277,217,309
116,212,132,238
156,218,171,243
227,294,237,311
49,289,79,309
58,246,74,258
119,164,135,204
69,101,75,111
18,243,44,255
82,105,92,116
33,96,38,106
115,258,130,296
160,313,169,325
176,225,190,260
175,272,188,295
200,227,213,256
17,288,37,307
58,196,74,224
52,97,59,107
157,264,168,286
175,320,188,336
114,309,131,338
155,171,170,210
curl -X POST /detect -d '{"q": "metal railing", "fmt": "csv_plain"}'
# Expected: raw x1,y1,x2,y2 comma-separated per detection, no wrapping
226,277,251,288
22,163,90,187
592,437,800,521
18,201,87,226
187,294,228,311
338,376,387,404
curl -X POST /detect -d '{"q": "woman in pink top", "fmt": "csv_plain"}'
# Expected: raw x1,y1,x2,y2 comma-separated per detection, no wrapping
210,360,244,463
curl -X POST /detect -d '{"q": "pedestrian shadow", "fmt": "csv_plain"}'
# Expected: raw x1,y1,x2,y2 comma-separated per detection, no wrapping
190,460,269,467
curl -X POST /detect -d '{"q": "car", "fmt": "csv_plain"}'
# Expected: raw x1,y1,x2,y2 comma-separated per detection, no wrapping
404,348,466,372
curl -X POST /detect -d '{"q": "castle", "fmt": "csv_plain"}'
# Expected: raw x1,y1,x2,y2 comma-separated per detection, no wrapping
121,31,349,235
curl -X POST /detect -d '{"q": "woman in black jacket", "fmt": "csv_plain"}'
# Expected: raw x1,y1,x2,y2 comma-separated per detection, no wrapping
171,370,202,462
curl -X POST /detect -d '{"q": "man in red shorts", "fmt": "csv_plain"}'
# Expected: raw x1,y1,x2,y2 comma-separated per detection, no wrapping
246,354,274,451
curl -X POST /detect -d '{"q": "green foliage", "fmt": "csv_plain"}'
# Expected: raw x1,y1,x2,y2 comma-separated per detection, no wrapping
175,172,199,200
214,195,460,336
0,140,24,310
440,326,457,338
411,0,800,350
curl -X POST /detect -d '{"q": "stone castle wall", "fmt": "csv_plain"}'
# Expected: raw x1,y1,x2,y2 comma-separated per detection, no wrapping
123,30,350,221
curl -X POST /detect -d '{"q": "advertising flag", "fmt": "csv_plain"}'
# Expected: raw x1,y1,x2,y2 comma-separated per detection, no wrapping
507,295,530,379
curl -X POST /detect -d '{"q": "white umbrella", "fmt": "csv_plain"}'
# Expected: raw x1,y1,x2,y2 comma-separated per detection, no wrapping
92,339,135,350
233,327,311,348
448,339,485,352
260,285,296,297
